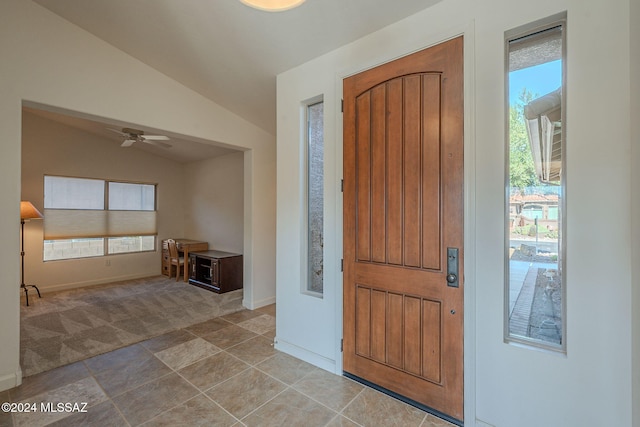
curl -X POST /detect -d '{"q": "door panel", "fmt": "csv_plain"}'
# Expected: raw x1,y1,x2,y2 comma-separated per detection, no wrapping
343,37,464,422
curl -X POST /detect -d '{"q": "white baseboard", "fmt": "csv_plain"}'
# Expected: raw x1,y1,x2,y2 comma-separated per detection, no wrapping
476,419,497,427
274,338,336,373
243,295,276,310
34,274,160,294
0,369,21,393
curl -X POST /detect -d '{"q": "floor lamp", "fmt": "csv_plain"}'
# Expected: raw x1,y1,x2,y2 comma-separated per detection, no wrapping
20,201,43,306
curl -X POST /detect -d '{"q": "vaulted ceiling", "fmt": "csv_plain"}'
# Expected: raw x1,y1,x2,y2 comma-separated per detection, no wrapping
32,0,441,135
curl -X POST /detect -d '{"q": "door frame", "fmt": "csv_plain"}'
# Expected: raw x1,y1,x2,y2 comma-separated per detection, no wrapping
333,28,477,424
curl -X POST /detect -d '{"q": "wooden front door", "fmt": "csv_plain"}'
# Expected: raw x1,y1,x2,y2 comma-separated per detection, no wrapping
343,37,464,422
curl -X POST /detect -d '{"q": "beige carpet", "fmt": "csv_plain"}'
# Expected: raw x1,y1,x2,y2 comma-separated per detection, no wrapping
20,276,244,377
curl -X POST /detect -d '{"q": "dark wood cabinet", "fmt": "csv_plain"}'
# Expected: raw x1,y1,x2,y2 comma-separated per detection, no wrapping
188,250,243,293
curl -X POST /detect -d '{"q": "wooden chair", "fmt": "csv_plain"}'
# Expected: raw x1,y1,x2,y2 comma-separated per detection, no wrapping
166,239,184,281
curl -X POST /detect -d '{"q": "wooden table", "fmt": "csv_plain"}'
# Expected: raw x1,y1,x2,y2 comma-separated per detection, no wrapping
162,238,208,281
176,239,209,281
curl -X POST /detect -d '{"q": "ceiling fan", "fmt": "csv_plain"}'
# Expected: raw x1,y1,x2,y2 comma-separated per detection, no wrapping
107,127,171,148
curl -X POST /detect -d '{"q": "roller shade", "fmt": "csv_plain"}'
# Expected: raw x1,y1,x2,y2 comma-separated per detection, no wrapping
44,209,157,240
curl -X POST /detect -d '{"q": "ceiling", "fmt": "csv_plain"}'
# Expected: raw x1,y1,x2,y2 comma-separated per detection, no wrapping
32,0,442,136
24,107,239,164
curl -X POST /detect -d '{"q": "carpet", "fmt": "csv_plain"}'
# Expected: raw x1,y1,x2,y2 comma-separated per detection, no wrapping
20,276,244,377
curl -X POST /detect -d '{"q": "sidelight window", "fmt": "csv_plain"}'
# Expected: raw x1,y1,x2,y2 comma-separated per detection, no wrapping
305,100,324,295
505,14,566,351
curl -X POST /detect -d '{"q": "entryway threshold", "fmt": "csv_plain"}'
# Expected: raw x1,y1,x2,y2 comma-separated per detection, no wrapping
343,371,463,427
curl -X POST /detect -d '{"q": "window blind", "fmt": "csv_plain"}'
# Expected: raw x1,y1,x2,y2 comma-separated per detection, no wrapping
43,176,157,240
43,209,157,239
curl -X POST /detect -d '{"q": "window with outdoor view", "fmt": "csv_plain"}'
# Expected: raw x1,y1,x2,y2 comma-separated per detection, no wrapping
505,15,566,351
43,176,157,261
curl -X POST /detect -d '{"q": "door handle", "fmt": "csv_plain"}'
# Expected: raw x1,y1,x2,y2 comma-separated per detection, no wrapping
447,247,459,288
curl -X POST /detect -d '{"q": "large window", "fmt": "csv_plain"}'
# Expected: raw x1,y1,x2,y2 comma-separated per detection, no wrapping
305,100,324,295
43,176,157,261
505,15,566,351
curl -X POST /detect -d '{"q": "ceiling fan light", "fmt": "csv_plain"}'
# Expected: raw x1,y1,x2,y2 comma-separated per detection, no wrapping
239,0,305,12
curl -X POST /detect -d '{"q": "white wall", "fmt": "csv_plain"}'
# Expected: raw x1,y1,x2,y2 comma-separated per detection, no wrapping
631,0,640,425
276,0,636,425
0,0,276,391
185,151,244,254
275,63,341,370
21,110,186,291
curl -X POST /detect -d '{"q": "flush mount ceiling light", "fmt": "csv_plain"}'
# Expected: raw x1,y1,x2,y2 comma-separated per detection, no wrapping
239,0,305,12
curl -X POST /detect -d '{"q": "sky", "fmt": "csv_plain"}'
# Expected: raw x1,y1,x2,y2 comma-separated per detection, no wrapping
509,59,562,105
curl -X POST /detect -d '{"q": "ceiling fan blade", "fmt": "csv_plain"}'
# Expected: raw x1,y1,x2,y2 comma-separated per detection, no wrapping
121,139,136,147
143,139,172,149
143,135,170,141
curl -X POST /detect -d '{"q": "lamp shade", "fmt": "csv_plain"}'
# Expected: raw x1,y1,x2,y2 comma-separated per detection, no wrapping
20,201,44,220
239,0,305,12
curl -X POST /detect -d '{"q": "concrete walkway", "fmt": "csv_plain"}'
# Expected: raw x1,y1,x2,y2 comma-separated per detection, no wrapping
508,260,557,337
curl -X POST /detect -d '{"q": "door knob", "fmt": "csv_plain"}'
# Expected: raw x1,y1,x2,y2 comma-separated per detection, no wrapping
446,247,459,288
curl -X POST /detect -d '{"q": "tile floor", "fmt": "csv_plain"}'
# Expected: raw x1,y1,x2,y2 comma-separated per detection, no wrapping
2,304,455,427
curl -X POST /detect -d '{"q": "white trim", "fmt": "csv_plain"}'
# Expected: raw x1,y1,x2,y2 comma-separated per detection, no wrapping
274,338,336,372
243,295,275,310
462,21,478,425
0,369,21,393
32,273,159,294
333,78,345,376
476,419,497,427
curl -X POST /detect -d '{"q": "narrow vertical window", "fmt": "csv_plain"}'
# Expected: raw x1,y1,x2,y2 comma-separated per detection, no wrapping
307,101,324,294
506,15,566,351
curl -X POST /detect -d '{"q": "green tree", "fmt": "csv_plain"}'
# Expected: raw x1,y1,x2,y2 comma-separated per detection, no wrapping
509,88,538,193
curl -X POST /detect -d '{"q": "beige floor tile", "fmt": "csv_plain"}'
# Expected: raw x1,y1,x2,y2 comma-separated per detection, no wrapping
154,338,220,370
256,352,321,385
421,414,458,427
221,309,263,324
46,400,128,427
256,304,276,317
0,410,12,427
236,314,275,335
292,370,364,412
9,362,89,402
83,343,150,374
200,324,258,349
0,390,11,427
261,329,276,340
241,388,336,427
326,415,362,427
140,329,197,353
342,388,426,427
14,281,458,427
178,352,250,391
112,373,199,426
93,353,172,397
185,317,233,337
226,336,276,365
206,368,287,419
140,394,237,427
13,377,108,427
